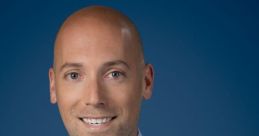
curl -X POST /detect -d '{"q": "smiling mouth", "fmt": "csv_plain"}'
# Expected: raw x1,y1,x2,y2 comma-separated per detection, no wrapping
79,116,117,126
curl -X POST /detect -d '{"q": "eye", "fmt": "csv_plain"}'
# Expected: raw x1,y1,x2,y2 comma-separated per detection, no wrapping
65,72,80,80
106,71,124,79
111,71,121,78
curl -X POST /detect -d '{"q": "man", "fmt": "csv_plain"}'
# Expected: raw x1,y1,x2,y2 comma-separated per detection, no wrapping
49,5,154,136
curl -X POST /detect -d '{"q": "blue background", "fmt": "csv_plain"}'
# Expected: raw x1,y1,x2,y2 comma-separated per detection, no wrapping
0,0,258,136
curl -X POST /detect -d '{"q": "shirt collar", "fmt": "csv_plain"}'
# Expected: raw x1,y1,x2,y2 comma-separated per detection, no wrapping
138,129,142,136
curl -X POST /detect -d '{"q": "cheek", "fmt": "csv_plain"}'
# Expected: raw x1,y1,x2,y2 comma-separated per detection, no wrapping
55,81,83,116
106,79,143,118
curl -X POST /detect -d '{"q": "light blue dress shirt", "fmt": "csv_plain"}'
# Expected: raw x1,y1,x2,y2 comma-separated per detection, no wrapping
138,129,142,136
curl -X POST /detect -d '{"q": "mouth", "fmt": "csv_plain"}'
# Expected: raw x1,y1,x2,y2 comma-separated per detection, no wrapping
79,116,117,126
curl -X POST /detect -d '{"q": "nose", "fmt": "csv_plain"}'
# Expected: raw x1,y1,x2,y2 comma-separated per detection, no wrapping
83,78,106,107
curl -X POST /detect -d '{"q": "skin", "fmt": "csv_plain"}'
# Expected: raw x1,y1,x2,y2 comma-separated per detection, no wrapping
49,6,154,136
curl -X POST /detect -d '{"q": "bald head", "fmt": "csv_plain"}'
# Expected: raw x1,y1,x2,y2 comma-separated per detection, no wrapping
53,5,144,70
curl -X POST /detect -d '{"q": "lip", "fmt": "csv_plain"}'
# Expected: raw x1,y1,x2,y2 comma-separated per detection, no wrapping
79,116,117,130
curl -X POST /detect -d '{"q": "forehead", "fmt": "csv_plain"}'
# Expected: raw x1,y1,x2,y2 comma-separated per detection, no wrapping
54,18,137,69
58,18,125,47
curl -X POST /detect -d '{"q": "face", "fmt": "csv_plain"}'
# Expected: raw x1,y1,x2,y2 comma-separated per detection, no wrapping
49,18,154,136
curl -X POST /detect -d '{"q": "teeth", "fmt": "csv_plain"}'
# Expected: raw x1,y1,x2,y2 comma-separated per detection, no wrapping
82,117,112,125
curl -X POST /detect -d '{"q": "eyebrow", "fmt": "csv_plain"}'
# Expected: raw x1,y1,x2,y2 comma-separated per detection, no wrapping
102,60,130,69
59,60,130,72
60,62,83,72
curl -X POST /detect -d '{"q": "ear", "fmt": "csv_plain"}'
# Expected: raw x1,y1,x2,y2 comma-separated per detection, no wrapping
49,68,57,104
142,64,154,100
